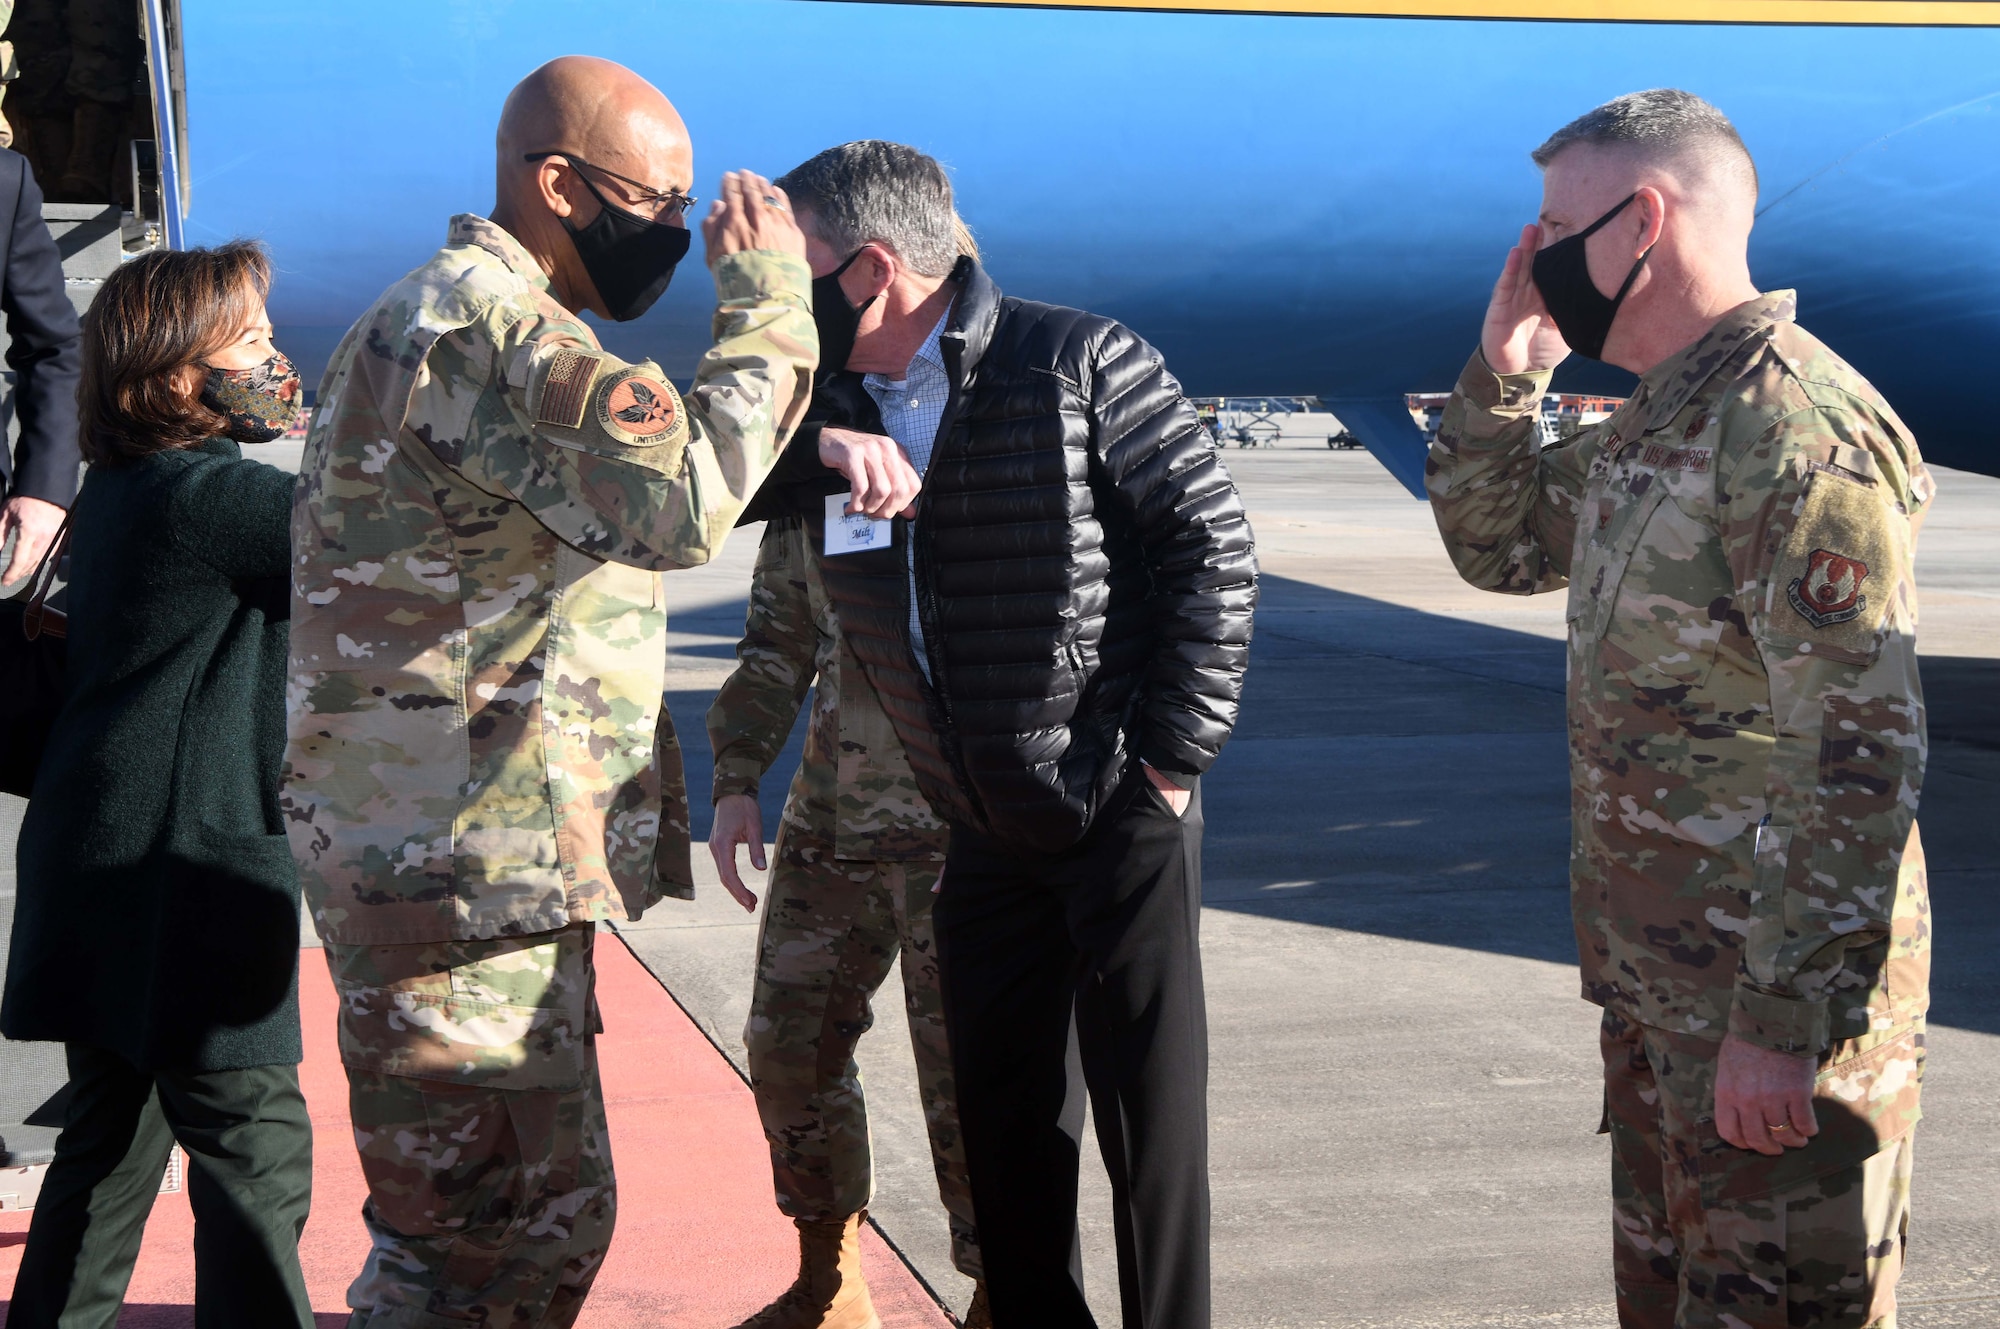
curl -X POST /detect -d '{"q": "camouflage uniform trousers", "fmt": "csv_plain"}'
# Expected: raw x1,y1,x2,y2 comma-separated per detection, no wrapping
744,834,981,1280
1602,1007,1915,1329
324,921,616,1328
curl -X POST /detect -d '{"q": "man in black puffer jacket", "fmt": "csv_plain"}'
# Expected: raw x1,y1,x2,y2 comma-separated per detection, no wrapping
748,142,1256,1329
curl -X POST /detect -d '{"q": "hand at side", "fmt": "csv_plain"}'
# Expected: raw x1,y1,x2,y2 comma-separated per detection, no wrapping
708,793,766,913
1142,762,1190,817
1714,1032,1819,1156
0,495,66,587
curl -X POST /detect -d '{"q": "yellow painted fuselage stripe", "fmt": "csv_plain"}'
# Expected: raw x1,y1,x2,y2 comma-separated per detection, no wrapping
906,0,2000,23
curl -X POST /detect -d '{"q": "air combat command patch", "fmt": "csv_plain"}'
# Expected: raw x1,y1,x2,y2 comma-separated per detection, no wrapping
596,366,687,450
1788,548,1870,628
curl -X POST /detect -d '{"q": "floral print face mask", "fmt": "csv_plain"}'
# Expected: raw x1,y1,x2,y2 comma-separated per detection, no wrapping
200,350,303,443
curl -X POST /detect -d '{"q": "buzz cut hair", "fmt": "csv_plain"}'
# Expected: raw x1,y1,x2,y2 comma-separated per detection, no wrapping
1533,89,1758,197
777,140,963,279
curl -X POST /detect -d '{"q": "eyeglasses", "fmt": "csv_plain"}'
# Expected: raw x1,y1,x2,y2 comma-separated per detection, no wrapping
523,151,698,223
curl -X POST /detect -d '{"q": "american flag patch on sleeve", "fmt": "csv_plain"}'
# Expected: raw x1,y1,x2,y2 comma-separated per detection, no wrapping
535,349,602,431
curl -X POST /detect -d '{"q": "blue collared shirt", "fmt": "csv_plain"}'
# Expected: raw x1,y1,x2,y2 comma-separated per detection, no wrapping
861,307,952,677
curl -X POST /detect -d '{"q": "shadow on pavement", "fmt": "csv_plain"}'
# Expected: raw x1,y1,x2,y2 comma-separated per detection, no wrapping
1207,574,2000,1036
667,572,1997,1035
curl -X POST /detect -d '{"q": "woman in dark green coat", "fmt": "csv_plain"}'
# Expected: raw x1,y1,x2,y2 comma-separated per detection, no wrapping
1,242,316,1327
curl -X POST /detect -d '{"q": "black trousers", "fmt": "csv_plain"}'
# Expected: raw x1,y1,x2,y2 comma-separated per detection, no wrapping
936,769,1211,1329
4,1044,315,1329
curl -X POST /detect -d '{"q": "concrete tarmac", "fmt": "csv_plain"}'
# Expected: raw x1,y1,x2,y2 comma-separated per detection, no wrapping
629,447,2000,1327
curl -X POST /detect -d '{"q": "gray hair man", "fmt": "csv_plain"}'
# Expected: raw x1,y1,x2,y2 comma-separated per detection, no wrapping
706,147,989,1328
735,140,1257,1329
1429,89,1930,1326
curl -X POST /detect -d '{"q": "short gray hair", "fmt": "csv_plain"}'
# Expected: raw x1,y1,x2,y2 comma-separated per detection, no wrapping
777,140,962,278
1533,89,1757,194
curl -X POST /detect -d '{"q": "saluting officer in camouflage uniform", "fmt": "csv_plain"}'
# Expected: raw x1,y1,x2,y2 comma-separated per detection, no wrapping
282,57,832,1326
1428,91,1930,1328
706,236,989,1329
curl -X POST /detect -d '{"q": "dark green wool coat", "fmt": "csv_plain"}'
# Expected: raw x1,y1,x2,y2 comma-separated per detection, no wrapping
2,437,299,1070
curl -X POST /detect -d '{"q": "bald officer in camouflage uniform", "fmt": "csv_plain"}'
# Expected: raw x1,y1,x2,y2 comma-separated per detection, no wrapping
707,513,987,1329
282,57,824,1325
1428,90,1930,1328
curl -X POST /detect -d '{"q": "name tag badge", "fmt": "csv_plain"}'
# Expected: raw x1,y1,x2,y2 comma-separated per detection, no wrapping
825,492,892,556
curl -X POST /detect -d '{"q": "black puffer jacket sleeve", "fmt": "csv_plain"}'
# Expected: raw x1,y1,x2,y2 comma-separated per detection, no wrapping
1088,325,1258,778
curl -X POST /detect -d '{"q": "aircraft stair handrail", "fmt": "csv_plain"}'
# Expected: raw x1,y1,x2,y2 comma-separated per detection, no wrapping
142,0,187,250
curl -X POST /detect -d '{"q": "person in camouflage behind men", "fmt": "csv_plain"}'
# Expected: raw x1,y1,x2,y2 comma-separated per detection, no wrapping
708,511,988,1329
281,56,857,1325
1428,90,1931,1328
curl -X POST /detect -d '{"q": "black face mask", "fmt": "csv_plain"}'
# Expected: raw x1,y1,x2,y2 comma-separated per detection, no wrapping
811,249,878,377
1531,193,1653,361
564,171,691,322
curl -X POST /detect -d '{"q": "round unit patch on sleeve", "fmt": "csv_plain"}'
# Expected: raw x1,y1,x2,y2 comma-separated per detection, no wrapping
594,366,688,450
1788,549,1869,628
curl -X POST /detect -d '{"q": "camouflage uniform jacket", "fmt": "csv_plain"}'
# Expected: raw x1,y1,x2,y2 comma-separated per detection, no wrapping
708,516,947,862
285,214,816,945
1428,292,1931,1075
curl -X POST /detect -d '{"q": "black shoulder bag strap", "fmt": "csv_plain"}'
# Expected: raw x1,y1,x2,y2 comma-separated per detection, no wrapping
21,510,72,641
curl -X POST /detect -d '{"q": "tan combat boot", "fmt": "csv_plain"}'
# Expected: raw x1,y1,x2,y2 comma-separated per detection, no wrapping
731,1212,881,1329
960,1281,992,1329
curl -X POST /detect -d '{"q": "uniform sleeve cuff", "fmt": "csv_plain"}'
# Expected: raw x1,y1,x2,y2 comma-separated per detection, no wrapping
1728,984,1830,1055
711,774,760,803
1455,349,1552,418
712,250,812,306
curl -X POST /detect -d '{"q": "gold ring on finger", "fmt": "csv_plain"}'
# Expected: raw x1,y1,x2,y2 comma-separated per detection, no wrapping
1769,1122,1790,1133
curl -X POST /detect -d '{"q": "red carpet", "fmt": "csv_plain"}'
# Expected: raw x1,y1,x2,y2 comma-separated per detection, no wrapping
0,937,954,1328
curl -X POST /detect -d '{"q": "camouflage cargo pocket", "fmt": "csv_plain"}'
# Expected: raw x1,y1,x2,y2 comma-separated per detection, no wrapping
326,924,596,1091
1697,1030,1923,1207
1810,696,1931,1033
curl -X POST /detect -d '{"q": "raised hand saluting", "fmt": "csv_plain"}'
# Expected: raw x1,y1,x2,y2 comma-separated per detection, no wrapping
1480,223,1571,377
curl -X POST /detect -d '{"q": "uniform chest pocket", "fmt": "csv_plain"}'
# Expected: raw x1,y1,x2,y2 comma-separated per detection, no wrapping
1567,479,1669,643
1603,490,1727,691
1570,475,1726,692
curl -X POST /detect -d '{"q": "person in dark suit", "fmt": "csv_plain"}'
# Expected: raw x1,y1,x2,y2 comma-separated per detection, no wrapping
0,145,83,585
0,241,313,1328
